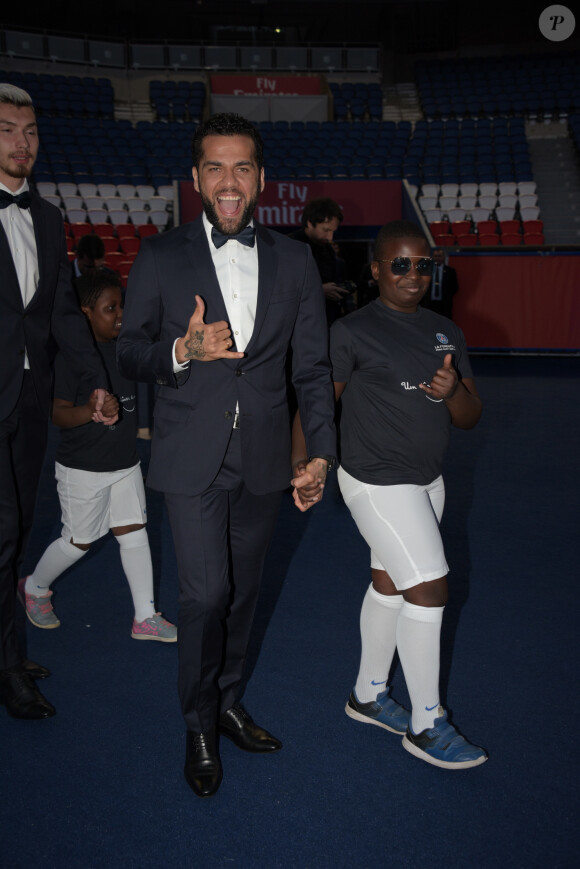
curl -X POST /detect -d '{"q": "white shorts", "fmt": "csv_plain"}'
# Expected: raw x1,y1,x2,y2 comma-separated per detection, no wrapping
337,467,449,591
55,462,147,545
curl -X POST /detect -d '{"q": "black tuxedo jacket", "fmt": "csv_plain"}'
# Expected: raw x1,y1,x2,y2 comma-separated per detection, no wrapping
0,191,106,421
117,216,336,496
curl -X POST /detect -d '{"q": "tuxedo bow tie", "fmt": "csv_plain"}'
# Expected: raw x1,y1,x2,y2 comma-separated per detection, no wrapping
0,190,32,210
211,225,256,249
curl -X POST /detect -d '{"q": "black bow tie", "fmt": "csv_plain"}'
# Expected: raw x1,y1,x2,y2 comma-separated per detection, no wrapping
211,225,256,249
0,190,32,210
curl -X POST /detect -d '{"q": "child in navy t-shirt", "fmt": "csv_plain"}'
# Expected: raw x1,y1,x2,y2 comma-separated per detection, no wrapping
19,270,176,643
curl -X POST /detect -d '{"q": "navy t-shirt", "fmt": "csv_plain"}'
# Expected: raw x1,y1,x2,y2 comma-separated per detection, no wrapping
54,340,138,472
330,299,473,486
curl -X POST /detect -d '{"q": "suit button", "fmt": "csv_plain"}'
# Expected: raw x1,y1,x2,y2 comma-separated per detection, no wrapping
235,369,243,377
224,411,232,419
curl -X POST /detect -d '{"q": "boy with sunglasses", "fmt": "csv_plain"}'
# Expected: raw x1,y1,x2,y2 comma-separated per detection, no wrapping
292,220,486,769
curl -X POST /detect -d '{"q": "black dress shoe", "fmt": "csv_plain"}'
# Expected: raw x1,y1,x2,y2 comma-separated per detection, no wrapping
219,704,282,753
184,729,222,798
0,670,56,719
20,659,51,679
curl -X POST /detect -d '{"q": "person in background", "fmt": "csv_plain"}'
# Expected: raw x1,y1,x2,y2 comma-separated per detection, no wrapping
290,197,350,324
73,233,106,278
0,83,115,721
420,247,458,319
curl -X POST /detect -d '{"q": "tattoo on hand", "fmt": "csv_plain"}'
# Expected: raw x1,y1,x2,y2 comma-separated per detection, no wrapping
184,330,206,360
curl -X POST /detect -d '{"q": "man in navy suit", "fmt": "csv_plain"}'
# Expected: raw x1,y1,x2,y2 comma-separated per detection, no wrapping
0,84,115,720
117,113,336,797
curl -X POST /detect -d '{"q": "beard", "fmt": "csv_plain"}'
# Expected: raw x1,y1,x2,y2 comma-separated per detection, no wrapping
199,184,261,236
2,153,35,180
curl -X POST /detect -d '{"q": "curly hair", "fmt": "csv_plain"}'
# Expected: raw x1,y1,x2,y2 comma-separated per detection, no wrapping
300,197,343,229
192,113,264,171
373,220,428,260
74,269,122,309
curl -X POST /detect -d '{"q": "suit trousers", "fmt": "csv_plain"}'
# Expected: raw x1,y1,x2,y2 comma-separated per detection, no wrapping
0,373,47,671
164,429,282,733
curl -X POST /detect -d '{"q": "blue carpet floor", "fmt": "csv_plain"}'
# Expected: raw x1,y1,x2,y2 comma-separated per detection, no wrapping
1,357,578,868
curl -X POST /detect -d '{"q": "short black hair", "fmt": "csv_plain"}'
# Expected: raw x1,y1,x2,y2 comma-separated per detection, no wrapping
373,220,428,260
76,233,105,260
301,197,343,229
192,113,264,171
74,269,122,309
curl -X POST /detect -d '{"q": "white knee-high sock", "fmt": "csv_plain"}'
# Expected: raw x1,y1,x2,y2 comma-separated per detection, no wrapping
116,528,156,622
354,584,404,703
25,537,87,594
396,601,444,733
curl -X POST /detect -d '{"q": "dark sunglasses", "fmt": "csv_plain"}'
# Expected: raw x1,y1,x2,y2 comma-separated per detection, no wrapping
377,256,434,276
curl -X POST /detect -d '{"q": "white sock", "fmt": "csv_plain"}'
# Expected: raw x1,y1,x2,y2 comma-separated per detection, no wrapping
396,601,444,733
25,537,86,595
116,528,156,623
354,584,404,703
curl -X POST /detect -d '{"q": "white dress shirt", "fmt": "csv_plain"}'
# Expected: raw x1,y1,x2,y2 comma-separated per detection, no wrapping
0,179,38,367
173,212,259,373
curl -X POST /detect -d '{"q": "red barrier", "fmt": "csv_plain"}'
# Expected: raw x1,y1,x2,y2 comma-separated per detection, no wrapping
451,254,580,350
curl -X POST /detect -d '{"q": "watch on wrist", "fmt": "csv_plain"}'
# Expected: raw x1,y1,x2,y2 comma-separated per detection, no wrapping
308,454,336,470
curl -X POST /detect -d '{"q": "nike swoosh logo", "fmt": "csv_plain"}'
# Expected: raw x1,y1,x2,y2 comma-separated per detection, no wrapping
425,703,439,711
371,679,387,686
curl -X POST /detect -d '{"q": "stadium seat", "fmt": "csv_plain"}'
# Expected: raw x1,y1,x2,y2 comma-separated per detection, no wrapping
501,233,522,245
499,220,521,235
523,232,545,245
522,219,543,234
456,234,478,245
450,220,472,237
478,233,500,245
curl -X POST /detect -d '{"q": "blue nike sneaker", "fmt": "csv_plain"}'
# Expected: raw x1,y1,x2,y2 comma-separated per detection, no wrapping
402,707,488,769
345,688,410,734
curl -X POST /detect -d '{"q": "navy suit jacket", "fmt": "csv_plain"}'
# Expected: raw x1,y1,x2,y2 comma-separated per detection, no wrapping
117,216,336,496
0,191,106,422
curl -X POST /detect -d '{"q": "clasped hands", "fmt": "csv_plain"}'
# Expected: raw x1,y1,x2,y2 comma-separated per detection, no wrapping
291,458,329,513
90,389,118,425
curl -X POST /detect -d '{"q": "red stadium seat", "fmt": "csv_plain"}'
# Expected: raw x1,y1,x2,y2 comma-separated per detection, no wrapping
63,221,71,236
456,234,478,246
430,221,450,236
499,220,520,235
137,224,159,238
522,220,543,235
101,237,120,254
91,223,113,238
523,232,545,245
105,252,125,269
476,220,498,235
501,233,522,245
70,223,92,239
450,220,471,237
478,233,500,246
119,237,141,257
115,224,137,239
65,236,75,252
432,233,454,246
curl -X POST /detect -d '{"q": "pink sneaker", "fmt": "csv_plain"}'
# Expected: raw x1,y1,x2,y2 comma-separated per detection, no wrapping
131,613,177,643
17,577,60,629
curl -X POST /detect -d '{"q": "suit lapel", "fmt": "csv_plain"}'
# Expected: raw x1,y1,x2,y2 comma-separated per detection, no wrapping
244,223,277,356
0,217,25,311
182,216,230,324
27,192,46,309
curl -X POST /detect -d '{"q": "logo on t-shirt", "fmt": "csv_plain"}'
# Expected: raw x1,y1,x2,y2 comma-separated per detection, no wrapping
434,332,456,352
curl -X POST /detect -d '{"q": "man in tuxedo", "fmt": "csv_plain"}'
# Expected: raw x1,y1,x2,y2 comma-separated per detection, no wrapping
421,247,459,319
117,113,336,798
0,84,115,720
